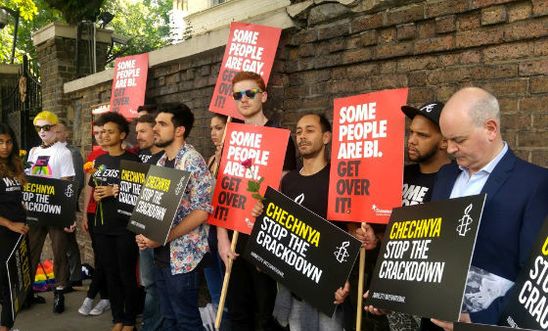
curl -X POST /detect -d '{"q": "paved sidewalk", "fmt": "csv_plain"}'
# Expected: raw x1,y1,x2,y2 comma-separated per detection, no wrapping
13,283,116,331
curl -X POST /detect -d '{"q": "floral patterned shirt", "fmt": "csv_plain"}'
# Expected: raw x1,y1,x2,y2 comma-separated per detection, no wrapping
157,143,213,275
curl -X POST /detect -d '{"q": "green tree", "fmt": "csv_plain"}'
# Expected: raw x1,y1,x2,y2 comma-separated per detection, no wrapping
103,0,171,58
0,0,171,65
0,0,39,63
43,0,105,25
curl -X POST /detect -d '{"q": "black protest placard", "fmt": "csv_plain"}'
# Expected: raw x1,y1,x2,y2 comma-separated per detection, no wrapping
117,160,149,217
6,235,32,321
499,216,548,330
455,322,538,331
128,165,191,245
243,186,361,316
22,176,78,227
366,194,486,321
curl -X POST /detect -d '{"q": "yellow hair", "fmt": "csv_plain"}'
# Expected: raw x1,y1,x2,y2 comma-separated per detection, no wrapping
33,111,58,125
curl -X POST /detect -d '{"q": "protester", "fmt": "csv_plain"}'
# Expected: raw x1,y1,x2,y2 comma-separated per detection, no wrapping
25,110,75,314
136,103,213,331
89,112,140,331
136,113,164,164
55,120,84,288
78,120,111,316
371,101,452,331
0,124,30,331
216,71,296,330
429,87,548,330
401,102,450,206
251,113,350,330
135,113,164,331
204,113,232,329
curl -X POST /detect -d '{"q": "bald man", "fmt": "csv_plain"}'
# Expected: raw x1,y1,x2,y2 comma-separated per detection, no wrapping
429,87,548,329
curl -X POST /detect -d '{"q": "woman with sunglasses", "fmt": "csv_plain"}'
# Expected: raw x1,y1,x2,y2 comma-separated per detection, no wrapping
0,123,30,331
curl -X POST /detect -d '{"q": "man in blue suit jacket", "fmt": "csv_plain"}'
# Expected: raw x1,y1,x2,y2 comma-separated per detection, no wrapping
430,87,548,330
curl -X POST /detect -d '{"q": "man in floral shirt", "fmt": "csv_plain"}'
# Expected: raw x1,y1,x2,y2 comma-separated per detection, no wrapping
136,102,213,331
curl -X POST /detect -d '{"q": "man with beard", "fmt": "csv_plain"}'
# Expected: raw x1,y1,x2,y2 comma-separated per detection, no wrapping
362,102,450,331
136,103,213,331
135,113,164,331
268,113,350,330
136,114,164,165
401,102,450,205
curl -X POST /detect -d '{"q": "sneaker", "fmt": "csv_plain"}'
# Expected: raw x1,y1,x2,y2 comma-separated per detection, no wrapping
78,297,94,315
89,299,110,316
53,290,65,314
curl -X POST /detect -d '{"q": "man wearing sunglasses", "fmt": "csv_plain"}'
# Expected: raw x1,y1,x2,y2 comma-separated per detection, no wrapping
25,111,76,314
217,71,296,331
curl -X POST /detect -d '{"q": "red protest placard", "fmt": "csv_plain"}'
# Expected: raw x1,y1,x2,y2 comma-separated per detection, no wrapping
328,88,408,224
110,53,149,120
209,22,281,119
209,122,289,234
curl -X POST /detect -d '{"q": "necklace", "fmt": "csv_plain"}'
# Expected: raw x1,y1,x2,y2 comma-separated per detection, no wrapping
40,142,54,149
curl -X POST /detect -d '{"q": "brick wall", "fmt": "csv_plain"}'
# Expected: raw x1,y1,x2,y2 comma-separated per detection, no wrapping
64,0,547,264
277,0,548,165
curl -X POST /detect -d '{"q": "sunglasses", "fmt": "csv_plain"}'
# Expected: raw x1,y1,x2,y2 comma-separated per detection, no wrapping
34,124,54,132
232,88,263,101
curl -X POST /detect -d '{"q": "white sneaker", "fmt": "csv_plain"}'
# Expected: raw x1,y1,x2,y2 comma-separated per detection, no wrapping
78,297,94,315
89,299,110,316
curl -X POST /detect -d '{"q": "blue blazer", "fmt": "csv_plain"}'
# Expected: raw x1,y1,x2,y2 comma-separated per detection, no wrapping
431,149,548,324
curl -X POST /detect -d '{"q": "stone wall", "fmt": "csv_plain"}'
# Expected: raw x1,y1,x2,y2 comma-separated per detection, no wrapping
65,0,547,264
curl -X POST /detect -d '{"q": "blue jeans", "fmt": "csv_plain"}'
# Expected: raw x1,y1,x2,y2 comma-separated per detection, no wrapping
154,266,204,331
140,249,163,331
204,227,223,305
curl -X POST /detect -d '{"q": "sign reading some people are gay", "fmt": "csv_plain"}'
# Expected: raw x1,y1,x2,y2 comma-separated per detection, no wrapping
328,88,407,223
209,22,281,119
128,165,190,245
366,194,486,321
244,187,361,316
22,176,77,227
110,53,149,119
208,122,289,234
500,216,548,330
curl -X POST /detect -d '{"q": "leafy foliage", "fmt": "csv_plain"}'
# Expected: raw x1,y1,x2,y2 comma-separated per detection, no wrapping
0,0,172,65
103,0,171,58
43,0,105,25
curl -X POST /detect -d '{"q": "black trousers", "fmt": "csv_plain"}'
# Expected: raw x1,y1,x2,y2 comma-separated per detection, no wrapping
86,213,108,300
94,230,138,326
227,236,279,331
0,232,19,329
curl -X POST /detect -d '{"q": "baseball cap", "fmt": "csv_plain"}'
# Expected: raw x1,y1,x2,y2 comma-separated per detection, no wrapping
401,101,444,126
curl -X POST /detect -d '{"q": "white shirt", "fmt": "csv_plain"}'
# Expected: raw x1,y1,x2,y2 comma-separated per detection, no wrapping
450,143,508,198
25,142,76,179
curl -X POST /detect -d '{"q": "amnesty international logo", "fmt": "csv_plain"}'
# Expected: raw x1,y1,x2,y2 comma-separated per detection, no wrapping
64,184,74,198
334,241,350,263
456,204,474,237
